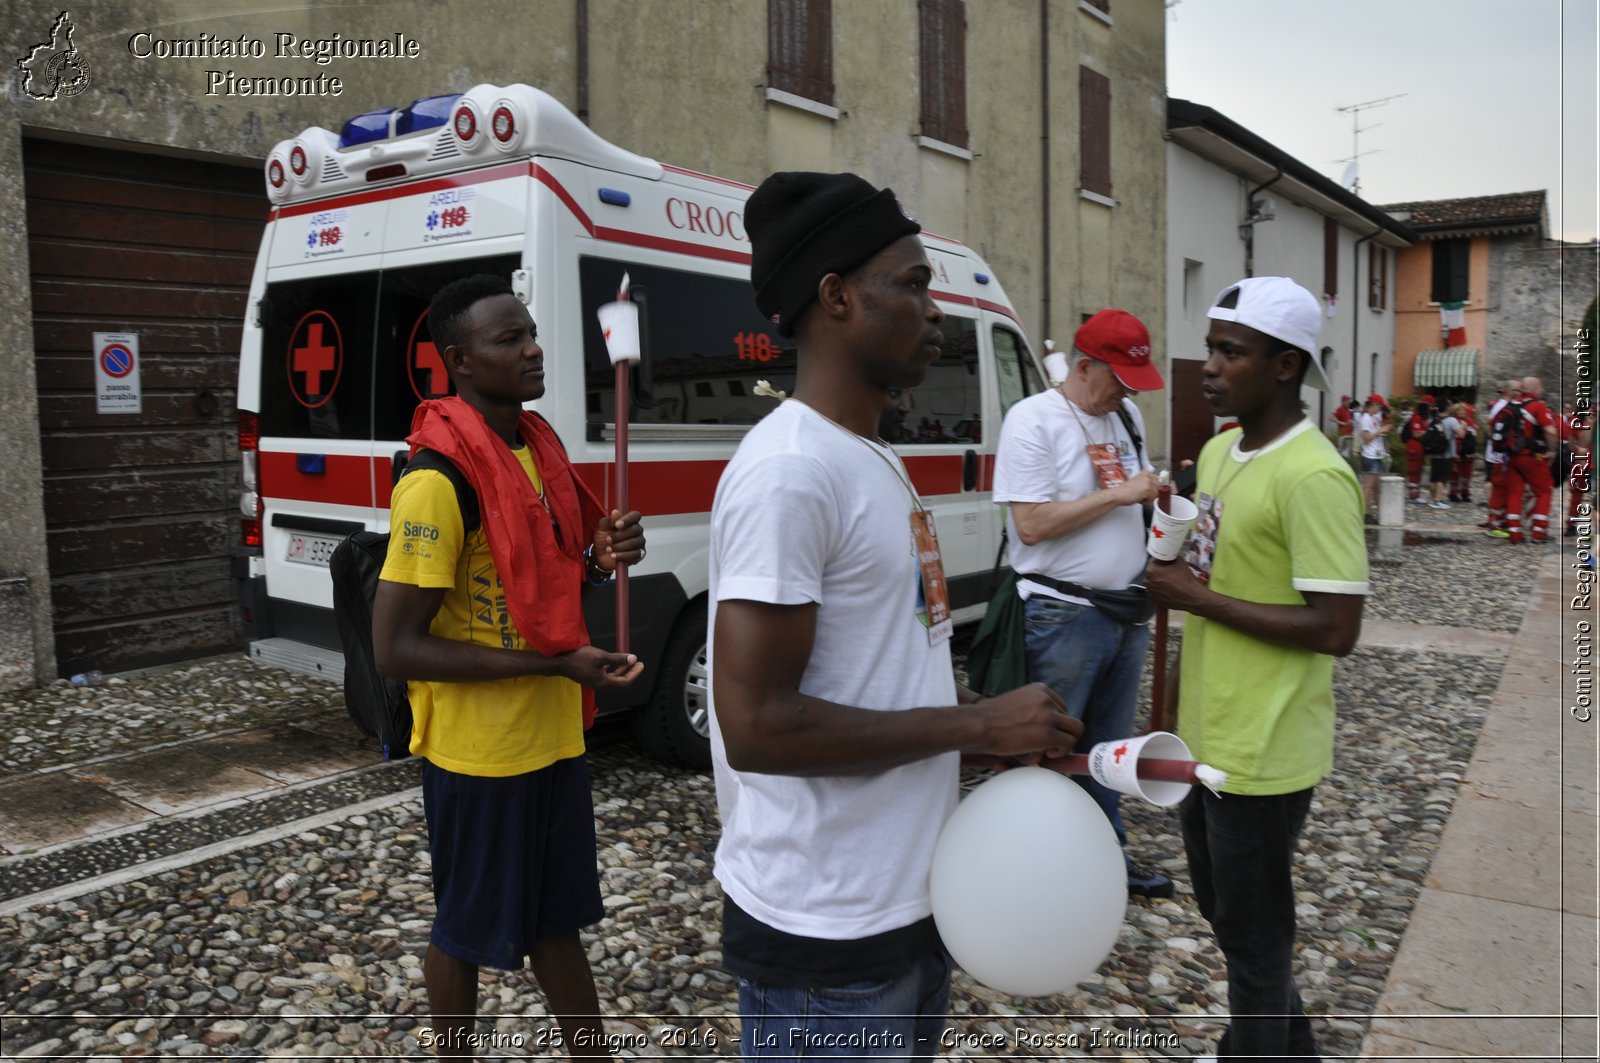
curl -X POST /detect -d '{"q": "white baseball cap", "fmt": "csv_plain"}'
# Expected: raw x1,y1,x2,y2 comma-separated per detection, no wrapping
1206,277,1331,392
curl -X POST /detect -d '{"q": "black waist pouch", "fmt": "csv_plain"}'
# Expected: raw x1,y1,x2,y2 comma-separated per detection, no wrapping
1021,575,1154,626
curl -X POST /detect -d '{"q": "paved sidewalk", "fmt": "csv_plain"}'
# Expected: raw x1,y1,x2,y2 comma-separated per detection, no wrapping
1359,548,1599,1062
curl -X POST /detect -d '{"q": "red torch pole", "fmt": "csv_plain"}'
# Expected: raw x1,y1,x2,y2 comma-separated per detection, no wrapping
614,352,631,655
1149,479,1173,734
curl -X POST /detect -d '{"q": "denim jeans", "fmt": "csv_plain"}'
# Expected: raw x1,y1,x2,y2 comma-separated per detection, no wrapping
1022,594,1149,846
738,948,951,1061
1180,786,1320,1062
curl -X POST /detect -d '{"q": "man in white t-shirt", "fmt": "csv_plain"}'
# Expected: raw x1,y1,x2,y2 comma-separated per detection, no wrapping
708,171,1083,1059
992,309,1171,898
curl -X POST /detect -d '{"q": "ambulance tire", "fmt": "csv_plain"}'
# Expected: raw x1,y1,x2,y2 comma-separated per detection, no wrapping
634,599,712,769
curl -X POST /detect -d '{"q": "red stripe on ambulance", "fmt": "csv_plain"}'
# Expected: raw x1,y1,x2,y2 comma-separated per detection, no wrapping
265,452,982,515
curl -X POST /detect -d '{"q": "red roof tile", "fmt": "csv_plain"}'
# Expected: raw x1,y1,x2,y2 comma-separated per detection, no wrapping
1376,190,1546,230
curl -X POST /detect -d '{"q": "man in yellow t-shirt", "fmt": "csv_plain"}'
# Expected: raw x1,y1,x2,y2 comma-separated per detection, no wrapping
373,274,645,1059
1146,277,1368,1063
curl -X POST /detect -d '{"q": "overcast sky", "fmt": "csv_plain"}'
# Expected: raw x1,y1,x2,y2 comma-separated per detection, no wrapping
1167,0,1598,243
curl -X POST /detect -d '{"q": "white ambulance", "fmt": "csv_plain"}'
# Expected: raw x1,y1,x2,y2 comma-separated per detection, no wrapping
234,83,1049,767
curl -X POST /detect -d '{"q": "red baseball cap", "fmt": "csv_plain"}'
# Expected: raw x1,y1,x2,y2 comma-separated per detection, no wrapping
1366,393,1387,406
1073,309,1164,391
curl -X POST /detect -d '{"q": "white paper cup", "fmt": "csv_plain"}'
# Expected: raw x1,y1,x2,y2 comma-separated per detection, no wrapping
1043,350,1068,385
1146,493,1199,561
597,300,640,365
1084,731,1193,806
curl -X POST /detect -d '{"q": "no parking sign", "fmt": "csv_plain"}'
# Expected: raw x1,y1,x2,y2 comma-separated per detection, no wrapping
93,332,141,414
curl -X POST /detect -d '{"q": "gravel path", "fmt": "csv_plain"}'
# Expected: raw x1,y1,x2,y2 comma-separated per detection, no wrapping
0,497,1533,1059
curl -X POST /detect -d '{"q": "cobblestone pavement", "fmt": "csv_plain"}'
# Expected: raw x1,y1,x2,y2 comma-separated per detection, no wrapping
0,500,1557,1059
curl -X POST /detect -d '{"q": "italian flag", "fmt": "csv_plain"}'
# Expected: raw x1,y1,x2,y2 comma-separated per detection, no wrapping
1440,301,1467,347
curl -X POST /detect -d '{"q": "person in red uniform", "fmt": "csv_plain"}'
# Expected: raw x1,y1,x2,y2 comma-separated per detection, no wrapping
1332,394,1355,457
1496,376,1560,543
1483,379,1521,535
1404,397,1434,503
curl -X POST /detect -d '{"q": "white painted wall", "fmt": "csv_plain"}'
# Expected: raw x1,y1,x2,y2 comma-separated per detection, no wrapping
1166,140,1398,451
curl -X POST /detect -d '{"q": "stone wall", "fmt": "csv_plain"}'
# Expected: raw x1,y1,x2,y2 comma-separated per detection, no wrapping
1489,235,1600,404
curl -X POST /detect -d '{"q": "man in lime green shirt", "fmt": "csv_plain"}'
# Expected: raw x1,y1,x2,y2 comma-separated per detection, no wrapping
1146,276,1368,1062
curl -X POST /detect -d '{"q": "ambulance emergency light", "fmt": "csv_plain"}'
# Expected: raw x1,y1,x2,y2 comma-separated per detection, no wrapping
263,84,664,201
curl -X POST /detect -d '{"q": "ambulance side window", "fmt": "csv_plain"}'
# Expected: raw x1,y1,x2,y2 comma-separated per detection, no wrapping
884,317,980,445
371,254,521,442
580,256,791,429
259,274,378,440
992,325,1043,419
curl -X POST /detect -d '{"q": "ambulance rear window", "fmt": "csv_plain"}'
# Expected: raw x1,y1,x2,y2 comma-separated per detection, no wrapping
257,254,519,443
260,273,379,440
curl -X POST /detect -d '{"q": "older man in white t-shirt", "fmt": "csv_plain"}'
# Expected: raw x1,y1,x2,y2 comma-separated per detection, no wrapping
992,309,1171,898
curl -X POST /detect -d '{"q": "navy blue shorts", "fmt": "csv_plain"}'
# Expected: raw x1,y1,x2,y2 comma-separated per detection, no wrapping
422,756,604,970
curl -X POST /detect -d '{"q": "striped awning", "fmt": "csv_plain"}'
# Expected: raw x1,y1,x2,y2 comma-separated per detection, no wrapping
1413,348,1480,388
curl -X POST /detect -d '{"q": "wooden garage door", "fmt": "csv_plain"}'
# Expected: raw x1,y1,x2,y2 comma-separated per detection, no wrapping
27,138,263,675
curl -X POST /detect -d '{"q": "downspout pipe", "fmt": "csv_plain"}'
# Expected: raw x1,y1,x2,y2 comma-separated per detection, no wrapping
1351,225,1384,402
1039,0,1051,341
576,0,590,125
1242,168,1283,278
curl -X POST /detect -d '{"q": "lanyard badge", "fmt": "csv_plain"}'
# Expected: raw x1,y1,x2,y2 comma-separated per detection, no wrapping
911,510,953,645
1086,442,1128,490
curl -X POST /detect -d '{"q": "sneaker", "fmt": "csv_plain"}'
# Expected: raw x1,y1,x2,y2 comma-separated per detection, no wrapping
1431,501,1451,509
1487,528,1510,538
1127,861,1174,899
1409,496,1427,504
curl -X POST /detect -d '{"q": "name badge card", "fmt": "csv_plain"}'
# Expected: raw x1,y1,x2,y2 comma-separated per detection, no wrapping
911,510,953,645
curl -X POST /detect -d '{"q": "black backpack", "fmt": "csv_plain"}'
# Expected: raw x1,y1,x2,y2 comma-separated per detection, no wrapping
1490,400,1543,456
329,450,479,759
1422,417,1447,456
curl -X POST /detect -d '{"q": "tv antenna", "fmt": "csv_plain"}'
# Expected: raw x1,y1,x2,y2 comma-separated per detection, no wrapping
1334,93,1406,195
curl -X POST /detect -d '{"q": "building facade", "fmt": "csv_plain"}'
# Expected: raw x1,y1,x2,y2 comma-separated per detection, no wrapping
1166,99,1415,468
1,1,1167,684
1379,190,1598,406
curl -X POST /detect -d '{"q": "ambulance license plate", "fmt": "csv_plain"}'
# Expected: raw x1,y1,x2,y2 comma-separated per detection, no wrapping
284,532,342,567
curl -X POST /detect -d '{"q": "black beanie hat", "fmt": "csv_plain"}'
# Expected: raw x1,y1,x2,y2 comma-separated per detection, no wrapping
745,171,922,337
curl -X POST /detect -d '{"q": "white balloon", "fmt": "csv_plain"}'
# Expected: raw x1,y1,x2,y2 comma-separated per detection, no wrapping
930,767,1127,997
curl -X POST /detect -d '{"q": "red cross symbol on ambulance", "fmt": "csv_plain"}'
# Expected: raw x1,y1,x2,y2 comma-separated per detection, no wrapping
407,309,453,401
286,310,343,409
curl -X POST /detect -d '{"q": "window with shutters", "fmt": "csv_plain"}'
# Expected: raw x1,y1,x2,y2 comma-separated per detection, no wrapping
919,0,967,149
1079,67,1111,199
1323,218,1339,299
768,0,833,107
1430,238,1471,303
1368,245,1388,310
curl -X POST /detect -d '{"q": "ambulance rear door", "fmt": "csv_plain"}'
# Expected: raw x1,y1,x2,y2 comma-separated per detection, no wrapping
255,197,391,642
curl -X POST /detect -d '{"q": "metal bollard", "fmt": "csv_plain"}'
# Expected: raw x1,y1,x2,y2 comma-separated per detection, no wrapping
1378,475,1406,527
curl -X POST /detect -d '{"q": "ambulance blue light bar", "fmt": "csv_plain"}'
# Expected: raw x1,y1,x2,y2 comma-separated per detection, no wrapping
397,94,461,136
598,188,631,206
340,108,396,148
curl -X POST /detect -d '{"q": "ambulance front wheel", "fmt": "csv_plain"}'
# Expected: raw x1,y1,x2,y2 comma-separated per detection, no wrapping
635,599,712,769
